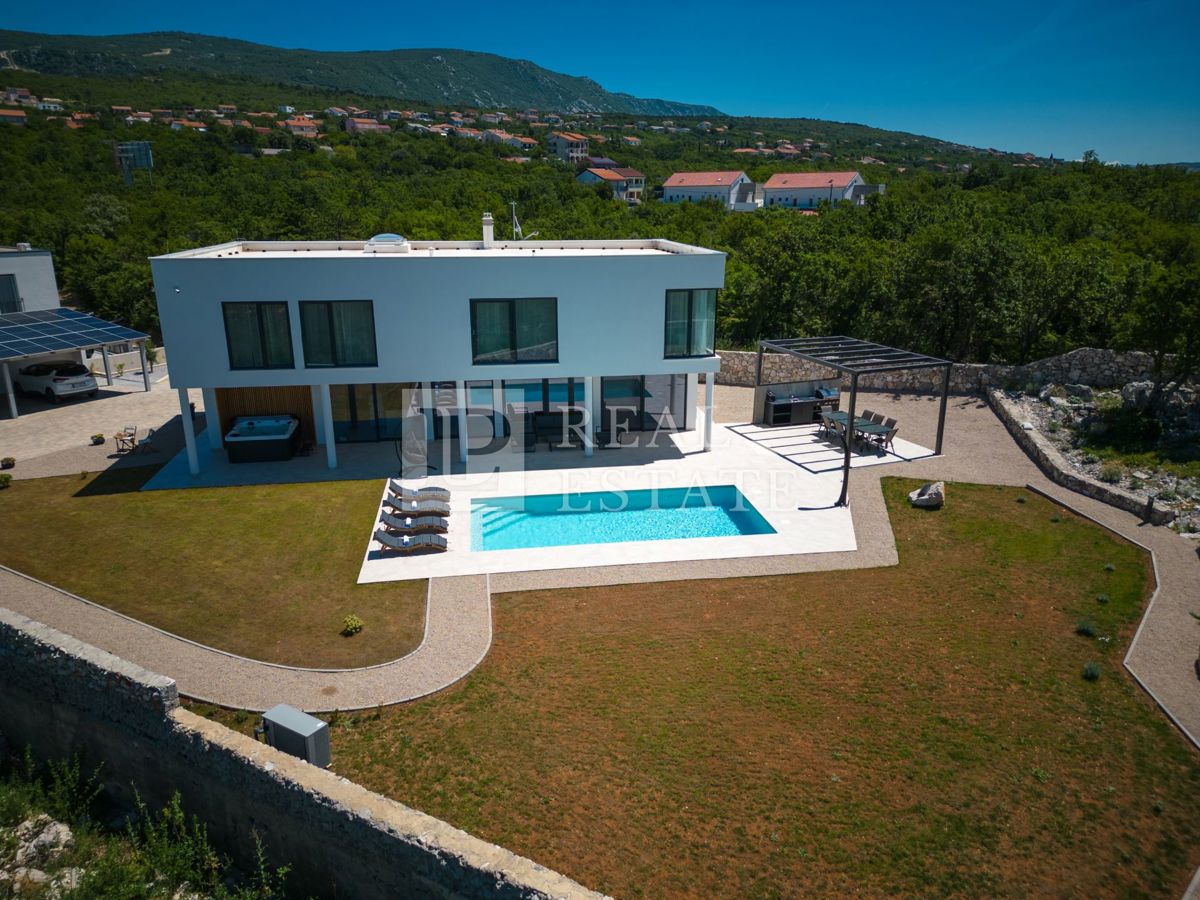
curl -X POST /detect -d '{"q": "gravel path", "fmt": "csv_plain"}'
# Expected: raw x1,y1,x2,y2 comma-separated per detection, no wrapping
0,568,491,713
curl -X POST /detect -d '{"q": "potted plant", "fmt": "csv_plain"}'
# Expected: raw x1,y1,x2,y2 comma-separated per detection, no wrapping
91,433,105,445
0,457,14,470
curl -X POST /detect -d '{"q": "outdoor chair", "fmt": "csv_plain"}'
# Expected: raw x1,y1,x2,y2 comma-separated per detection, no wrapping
115,425,138,453
378,512,448,535
870,412,886,425
861,409,877,422
387,479,450,503
374,530,448,555
880,419,899,451
817,412,832,438
382,496,451,517
136,427,158,454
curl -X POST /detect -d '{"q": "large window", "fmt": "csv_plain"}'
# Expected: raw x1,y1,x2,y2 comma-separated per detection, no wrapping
299,300,377,368
470,298,558,364
221,302,294,370
0,275,20,313
664,289,717,358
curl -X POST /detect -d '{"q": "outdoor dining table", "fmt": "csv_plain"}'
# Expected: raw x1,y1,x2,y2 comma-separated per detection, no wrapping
822,411,891,449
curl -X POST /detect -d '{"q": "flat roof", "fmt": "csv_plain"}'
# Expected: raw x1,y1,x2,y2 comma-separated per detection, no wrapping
0,308,147,363
152,238,722,260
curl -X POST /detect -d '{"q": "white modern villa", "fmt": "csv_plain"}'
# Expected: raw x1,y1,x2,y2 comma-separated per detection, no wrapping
149,217,725,476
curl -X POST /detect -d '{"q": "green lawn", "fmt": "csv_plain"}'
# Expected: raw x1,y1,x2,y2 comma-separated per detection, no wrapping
203,478,1200,897
0,468,426,668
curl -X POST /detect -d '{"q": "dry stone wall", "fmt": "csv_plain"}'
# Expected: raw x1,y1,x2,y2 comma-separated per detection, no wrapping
0,608,602,900
715,347,1163,395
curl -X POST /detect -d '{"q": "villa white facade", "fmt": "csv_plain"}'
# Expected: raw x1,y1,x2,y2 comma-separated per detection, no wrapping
150,222,726,475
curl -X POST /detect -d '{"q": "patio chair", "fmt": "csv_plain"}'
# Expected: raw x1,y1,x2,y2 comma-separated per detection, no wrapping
387,479,450,503
115,425,138,453
861,409,877,422
382,496,451,517
374,530,448,555
870,412,885,425
136,427,158,454
378,512,448,535
880,419,899,452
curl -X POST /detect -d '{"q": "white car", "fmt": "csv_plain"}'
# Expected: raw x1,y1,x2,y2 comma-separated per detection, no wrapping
14,360,99,403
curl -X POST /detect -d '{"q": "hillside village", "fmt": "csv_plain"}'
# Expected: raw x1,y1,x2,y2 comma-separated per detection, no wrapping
1,83,1038,208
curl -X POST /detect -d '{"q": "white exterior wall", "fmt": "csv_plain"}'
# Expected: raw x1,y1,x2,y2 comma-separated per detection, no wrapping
763,174,864,209
151,245,725,391
662,176,749,210
0,250,61,312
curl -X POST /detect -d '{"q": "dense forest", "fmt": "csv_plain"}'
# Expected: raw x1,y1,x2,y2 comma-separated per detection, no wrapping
0,103,1196,378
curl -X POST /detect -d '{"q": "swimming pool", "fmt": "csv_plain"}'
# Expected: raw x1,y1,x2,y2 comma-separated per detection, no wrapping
471,485,776,551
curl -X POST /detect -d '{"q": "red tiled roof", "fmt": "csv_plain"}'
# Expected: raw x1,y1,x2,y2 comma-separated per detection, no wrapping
582,167,627,182
762,171,860,190
611,168,643,179
663,171,746,188
551,131,588,142
0,108,27,118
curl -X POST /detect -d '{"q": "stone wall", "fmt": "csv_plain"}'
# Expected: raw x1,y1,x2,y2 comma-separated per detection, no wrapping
0,608,601,900
715,347,1164,395
984,389,1175,526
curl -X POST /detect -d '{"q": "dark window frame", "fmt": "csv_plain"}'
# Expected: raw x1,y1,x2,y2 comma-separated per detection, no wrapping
663,288,718,359
0,274,21,314
298,299,378,369
221,301,295,370
469,297,559,365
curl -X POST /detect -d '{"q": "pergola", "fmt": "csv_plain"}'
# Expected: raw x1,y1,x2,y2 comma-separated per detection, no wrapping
755,336,952,507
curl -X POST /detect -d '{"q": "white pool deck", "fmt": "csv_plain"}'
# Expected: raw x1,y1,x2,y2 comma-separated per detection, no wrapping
356,416,933,582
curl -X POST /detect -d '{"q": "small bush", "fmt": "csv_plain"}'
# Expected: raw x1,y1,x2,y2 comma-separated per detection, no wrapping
1083,662,1101,681
1016,495,1027,504
1049,514,1061,523
1128,477,1144,491
341,614,364,637
1157,488,1179,502
1047,420,1061,433
1096,593,1110,605
1081,452,1100,464
232,709,249,724
1076,619,1097,638
1,456,14,468
0,473,11,490
1032,767,1050,783
1099,464,1122,484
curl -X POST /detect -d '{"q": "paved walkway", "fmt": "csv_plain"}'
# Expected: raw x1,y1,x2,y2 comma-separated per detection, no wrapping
0,568,492,713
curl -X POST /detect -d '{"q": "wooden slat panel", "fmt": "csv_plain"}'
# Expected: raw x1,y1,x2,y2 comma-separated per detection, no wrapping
214,386,316,446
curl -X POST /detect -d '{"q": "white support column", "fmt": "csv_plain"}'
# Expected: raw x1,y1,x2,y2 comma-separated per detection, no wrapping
319,383,337,469
100,345,113,386
178,388,199,475
455,381,468,464
703,376,714,452
583,376,595,458
684,373,699,431
139,341,151,392
420,383,435,441
309,385,325,445
201,387,223,450
491,379,503,437
2,363,16,420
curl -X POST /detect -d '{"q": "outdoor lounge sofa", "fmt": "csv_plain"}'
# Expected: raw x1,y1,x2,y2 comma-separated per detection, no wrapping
387,479,450,502
378,512,449,535
374,530,448,554
382,496,451,517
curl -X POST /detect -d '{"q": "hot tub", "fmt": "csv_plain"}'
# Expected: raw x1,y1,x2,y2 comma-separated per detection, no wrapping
224,415,300,463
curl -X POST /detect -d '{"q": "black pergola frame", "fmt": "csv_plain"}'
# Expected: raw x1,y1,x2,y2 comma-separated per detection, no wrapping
755,336,953,507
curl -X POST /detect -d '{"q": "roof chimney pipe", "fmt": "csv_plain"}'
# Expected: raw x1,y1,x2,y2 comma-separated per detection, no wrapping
481,212,494,249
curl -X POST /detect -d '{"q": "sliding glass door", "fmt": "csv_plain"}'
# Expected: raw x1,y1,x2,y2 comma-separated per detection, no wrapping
329,383,418,442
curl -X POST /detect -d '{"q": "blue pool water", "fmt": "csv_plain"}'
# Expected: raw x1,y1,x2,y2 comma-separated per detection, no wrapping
471,485,776,551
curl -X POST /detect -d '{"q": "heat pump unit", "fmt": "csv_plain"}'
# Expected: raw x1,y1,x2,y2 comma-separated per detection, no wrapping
259,704,332,767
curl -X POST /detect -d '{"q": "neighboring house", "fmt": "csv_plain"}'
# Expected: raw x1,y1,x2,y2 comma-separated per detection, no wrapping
480,112,509,124
111,105,132,116
3,87,34,105
451,126,483,140
585,156,619,168
506,135,539,151
278,104,296,114
324,107,348,118
622,135,641,147
0,245,60,314
849,183,886,205
148,221,725,474
345,117,390,134
483,129,514,144
662,171,754,210
761,171,866,208
547,131,589,163
217,104,238,115
577,167,646,204
37,98,63,112
170,119,208,132
0,109,27,126
284,118,319,137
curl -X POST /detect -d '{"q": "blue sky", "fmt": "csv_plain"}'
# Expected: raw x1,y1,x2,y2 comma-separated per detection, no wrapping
4,0,1198,163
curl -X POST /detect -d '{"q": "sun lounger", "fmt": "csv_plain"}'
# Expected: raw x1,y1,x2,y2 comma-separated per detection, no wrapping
386,479,450,502
382,496,451,517
374,530,448,554
378,512,448,535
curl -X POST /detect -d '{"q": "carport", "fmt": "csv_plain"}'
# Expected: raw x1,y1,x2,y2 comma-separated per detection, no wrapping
0,308,150,419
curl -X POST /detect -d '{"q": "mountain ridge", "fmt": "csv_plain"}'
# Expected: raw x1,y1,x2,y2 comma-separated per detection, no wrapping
0,29,724,117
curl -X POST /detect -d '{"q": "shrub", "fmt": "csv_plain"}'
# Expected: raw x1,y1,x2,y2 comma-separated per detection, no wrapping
1096,593,1110,605
1047,420,1061,433
1,456,14,468
0,473,11,490
1157,488,1179,502
1015,495,1027,503
1076,619,1097,638
1099,464,1122,484
1128,477,1144,491
1032,767,1050,784
341,614,364,636
1082,662,1101,681
1081,452,1099,464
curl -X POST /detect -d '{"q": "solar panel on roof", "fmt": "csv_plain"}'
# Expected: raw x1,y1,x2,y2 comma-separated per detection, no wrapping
0,308,148,362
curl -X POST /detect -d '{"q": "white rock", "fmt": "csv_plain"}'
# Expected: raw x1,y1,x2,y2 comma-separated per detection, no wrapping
15,819,73,866
909,481,945,509
1021,421,1035,431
